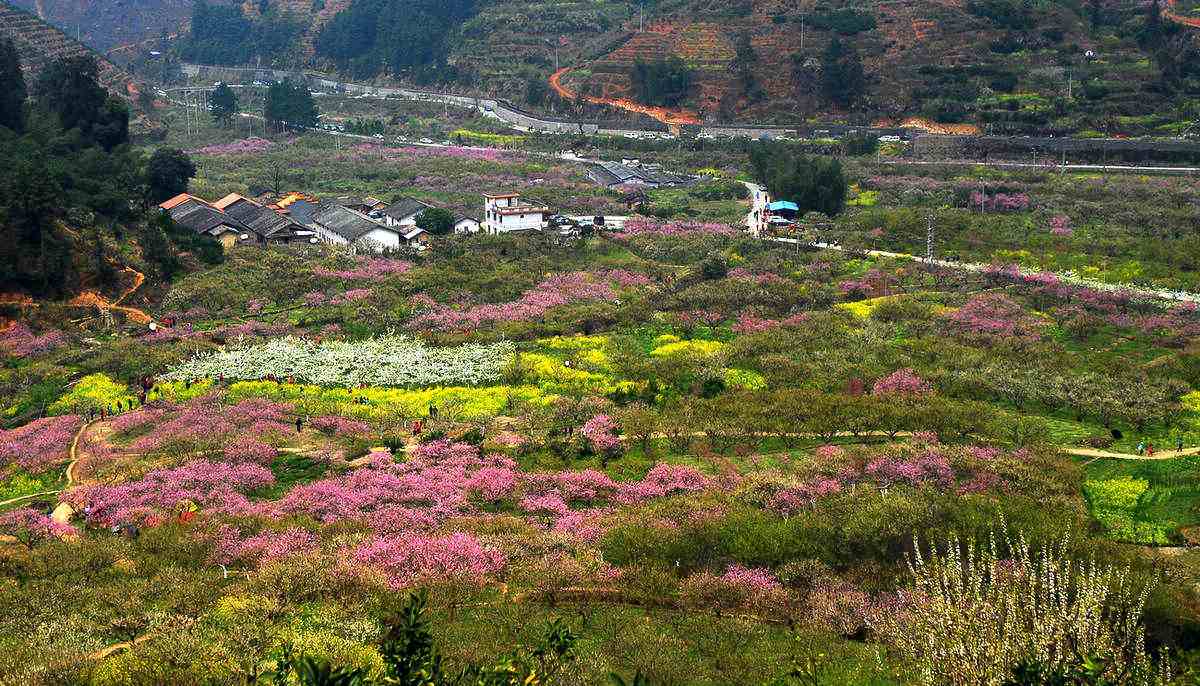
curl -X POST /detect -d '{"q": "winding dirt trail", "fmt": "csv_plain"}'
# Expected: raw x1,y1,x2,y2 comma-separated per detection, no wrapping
548,67,701,127
69,267,150,325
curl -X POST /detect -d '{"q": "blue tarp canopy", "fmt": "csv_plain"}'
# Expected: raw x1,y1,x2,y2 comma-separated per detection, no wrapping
768,200,799,212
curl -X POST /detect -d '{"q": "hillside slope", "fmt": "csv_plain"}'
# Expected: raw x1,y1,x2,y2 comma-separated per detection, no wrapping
0,0,140,102
11,0,1200,133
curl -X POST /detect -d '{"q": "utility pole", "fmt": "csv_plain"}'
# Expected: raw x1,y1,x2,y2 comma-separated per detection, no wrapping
925,214,934,264
639,2,644,32
800,18,805,53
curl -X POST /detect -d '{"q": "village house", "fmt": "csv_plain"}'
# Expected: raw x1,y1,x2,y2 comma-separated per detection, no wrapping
335,196,387,216
482,193,549,234
383,196,481,235
309,204,405,253
453,215,482,234
158,193,254,250
381,197,434,229
587,160,692,190
213,193,313,245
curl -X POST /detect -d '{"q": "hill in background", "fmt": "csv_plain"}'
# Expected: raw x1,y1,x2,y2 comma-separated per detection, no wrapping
9,0,1200,133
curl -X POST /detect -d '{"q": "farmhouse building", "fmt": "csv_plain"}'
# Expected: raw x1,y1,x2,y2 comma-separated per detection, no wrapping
588,160,691,189
309,204,402,253
482,193,548,234
213,193,313,244
158,193,253,250
381,197,435,229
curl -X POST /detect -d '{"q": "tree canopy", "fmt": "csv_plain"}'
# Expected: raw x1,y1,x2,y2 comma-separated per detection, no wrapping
415,207,456,236
34,55,128,150
209,83,240,126
146,148,197,204
315,0,476,80
820,36,865,107
631,57,693,107
748,141,848,217
0,37,26,134
264,80,318,132
179,0,303,66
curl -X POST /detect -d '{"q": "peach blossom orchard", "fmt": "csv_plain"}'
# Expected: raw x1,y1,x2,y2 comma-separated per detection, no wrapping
1,217,1199,684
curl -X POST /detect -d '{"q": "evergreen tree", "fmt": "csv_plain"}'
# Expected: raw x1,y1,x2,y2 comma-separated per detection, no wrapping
264,79,318,132
748,141,847,217
0,38,26,134
820,36,865,107
209,82,239,126
35,55,129,150
146,148,197,204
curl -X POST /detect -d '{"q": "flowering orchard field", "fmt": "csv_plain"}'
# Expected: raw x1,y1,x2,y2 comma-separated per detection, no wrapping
2,224,1200,684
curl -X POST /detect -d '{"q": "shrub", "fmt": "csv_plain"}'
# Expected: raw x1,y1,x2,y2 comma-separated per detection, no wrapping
871,529,1167,685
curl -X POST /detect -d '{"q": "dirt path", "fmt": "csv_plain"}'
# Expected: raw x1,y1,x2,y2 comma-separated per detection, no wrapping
87,633,153,661
1062,446,1200,461
548,66,700,127
68,267,150,325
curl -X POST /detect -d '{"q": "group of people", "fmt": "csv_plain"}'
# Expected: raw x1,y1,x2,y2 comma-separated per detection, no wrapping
1135,437,1186,456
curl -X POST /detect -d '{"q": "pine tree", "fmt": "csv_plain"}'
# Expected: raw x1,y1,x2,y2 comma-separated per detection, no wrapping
209,82,239,126
0,37,26,133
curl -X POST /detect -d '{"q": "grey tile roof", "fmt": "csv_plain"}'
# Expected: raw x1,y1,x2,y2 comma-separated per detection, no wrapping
221,198,303,239
383,197,433,221
168,201,249,235
312,204,388,242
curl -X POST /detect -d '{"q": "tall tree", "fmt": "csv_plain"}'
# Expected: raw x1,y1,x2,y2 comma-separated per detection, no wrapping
820,36,865,107
748,141,847,217
415,207,455,236
146,148,197,204
264,79,318,132
209,82,240,126
35,55,129,150
0,38,26,133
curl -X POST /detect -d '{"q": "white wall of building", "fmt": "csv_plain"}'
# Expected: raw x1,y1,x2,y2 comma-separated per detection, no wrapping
454,218,481,234
356,227,402,253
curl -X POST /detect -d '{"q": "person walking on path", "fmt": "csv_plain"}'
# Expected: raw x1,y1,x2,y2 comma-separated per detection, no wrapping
1136,440,1146,455
1179,436,1185,453
412,419,423,437
1147,443,1154,457
295,417,304,433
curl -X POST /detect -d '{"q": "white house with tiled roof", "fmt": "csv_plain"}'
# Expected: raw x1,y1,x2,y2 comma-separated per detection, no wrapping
482,193,548,234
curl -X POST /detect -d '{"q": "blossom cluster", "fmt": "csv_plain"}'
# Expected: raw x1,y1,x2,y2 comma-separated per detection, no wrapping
164,335,514,387
72,460,276,526
351,143,512,163
313,257,412,281
352,532,506,589
125,397,292,455
943,293,1042,344
732,312,808,335
411,271,644,332
968,191,1030,212
186,137,274,155
580,414,621,454
0,415,84,474
872,369,933,397
1048,215,1073,237
0,323,66,357
621,218,738,237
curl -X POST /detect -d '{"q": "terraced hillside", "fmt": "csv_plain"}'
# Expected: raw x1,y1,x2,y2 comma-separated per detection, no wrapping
0,0,139,101
15,0,1200,133
8,0,194,53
